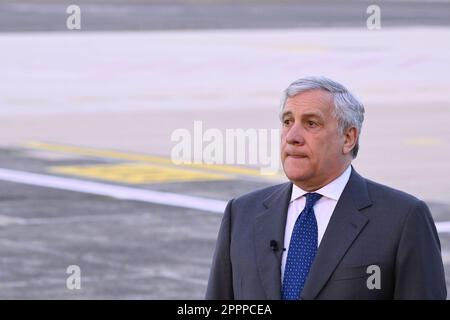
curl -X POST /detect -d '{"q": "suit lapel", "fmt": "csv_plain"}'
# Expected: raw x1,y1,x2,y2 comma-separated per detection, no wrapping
301,168,372,300
254,182,292,299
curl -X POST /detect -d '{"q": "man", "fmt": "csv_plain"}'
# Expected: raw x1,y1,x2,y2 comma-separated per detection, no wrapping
205,76,447,300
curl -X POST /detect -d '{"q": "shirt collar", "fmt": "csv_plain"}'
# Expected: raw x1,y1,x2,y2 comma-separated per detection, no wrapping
290,165,352,203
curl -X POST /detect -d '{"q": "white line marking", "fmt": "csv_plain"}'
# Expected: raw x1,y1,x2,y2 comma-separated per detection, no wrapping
0,214,27,226
436,221,450,233
0,168,227,213
1,168,450,233
0,213,147,226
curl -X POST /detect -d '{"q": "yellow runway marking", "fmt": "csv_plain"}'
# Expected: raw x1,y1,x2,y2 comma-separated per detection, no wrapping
24,141,285,184
50,163,230,184
24,141,282,179
405,138,442,146
284,45,327,53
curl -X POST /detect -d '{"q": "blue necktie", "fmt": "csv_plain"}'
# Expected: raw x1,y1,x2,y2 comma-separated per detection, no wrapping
282,192,322,300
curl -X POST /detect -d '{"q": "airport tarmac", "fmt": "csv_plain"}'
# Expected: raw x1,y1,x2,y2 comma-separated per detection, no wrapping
0,2,449,299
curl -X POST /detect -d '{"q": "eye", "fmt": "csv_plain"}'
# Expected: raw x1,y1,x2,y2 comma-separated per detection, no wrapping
307,120,318,128
283,119,293,127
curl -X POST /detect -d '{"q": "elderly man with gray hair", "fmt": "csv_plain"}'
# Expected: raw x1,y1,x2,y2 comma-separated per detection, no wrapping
206,76,446,300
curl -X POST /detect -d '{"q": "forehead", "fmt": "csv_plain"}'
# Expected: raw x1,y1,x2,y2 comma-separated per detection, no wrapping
283,89,334,116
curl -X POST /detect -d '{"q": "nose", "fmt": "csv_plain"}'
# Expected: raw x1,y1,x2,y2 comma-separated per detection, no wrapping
284,122,305,146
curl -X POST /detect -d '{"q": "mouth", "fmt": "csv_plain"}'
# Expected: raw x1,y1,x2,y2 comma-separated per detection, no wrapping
286,154,308,159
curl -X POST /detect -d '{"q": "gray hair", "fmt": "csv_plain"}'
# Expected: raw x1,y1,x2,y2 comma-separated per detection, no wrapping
280,76,365,158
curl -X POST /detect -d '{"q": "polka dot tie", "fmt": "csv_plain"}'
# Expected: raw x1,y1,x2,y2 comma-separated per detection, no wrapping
282,192,322,300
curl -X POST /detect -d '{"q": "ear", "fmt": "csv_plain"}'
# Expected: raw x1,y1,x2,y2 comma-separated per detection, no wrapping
342,127,358,155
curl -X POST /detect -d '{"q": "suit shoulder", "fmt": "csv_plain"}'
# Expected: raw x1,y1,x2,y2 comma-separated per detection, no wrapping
364,177,422,207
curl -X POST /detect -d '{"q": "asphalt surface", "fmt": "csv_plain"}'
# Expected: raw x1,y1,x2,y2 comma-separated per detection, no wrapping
0,145,449,299
1,0,449,300
0,146,273,299
1,0,450,32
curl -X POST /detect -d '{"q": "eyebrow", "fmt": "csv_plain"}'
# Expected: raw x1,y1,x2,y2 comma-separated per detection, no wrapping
301,112,323,119
281,110,323,120
281,111,293,119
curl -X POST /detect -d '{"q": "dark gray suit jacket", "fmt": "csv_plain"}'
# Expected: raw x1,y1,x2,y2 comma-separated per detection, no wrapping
206,168,447,299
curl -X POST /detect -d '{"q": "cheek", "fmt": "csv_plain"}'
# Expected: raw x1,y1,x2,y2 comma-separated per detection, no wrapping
310,137,334,160
321,137,342,159
280,137,288,153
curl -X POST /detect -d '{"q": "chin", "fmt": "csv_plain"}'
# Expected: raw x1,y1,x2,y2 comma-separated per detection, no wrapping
283,167,312,183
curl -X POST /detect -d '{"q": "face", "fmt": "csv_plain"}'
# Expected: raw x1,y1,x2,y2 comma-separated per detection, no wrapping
280,89,353,191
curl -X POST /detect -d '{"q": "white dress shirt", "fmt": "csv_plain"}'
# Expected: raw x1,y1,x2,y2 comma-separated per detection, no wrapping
281,165,352,282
